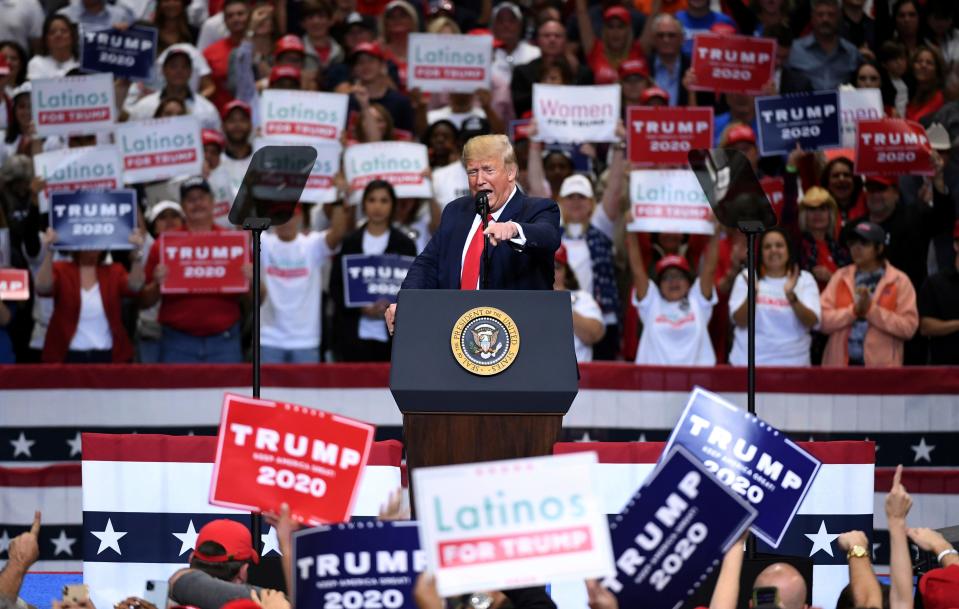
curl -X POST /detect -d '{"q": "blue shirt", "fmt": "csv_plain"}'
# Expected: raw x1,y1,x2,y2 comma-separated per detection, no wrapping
676,10,736,56
653,55,682,107
58,1,133,30
786,34,861,91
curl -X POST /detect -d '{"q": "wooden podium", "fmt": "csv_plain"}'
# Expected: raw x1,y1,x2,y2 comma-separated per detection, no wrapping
390,290,578,480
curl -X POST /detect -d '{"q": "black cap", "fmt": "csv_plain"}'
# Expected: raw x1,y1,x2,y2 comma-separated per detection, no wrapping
180,176,212,199
460,116,491,139
846,220,886,245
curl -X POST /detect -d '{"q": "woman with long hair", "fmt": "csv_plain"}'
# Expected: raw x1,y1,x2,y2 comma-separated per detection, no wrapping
820,156,866,224
3,85,35,158
329,180,417,361
378,0,419,90
151,0,197,51
905,45,946,121
0,41,28,93
729,227,821,366
27,15,79,79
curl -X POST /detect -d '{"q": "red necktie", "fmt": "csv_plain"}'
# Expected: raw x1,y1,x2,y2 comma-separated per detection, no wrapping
460,215,492,290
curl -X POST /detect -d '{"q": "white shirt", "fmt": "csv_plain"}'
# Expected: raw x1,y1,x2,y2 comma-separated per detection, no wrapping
357,229,391,343
426,106,487,129
196,11,227,51
69,283,113,351
147,44,212,93
570,289,603,363
432,161,470,209
27,55,80,80
728,271,821,367
563,223,593,296
0,0,44,51
127,90,223,130
208,164,237,228
459,185,527,289
260,231,335,349
219,152,252,198
491,40,540,85
633,280,717,366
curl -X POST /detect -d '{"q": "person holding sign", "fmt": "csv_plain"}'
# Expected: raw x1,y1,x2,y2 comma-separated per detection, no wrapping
34,227,145,363
386,135,561,332
126,47,222,130
729,227,822,366
626,219,721,365
332,180,416,361
820,222,918,366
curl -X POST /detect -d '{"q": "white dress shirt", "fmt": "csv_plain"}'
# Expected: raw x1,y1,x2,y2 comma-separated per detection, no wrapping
459,185,528,289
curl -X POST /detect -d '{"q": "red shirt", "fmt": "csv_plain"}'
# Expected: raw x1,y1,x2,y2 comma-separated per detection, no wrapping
588,40,645,85
145,226,243,336
203,37,242,112
906,90,944,122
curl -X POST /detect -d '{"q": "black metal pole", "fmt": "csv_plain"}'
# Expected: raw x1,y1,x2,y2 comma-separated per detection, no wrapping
746,231,757,415
250,226,263,554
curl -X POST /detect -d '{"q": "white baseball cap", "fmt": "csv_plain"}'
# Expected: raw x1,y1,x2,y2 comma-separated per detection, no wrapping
559,174,594,199
147,200,185,223
927,122,951,151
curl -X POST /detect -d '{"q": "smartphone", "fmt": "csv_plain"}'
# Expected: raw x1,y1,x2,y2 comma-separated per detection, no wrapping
62,584,90,604
752,586,780,608
143,580,169,609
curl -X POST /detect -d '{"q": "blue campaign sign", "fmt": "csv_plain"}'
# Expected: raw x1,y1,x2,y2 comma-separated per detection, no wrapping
755,91,841,156
50,190,137,251
293,521,425,609
662,387,821,548
81,25,158,81
342,254,414,307
603,446,756,609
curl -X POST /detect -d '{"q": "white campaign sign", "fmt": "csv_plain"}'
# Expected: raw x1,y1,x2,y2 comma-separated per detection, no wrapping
532,84,620,143
260,90,348,142
413,452,614,597
344,142,431,205
840,88,883,148
628,169,714,235
31,73,117,137
116,115,202,184
33,145,123,213
254,138,342,204
408,33,492,93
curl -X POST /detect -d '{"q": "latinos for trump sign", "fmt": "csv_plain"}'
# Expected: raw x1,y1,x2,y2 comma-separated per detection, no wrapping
211,393,375,524
0,269,29,300
855,119,933,176
293,521,425,609
80,25,158,81
254,138,341,204
690,34,776,96
840,88,883,149
628,170,713,235
755,91,841,156
627,106,713,166
662,387,821,548
413,452,614,597
159,231,250,294
344,142,431,205
603,446,757,609
117,115,203,184
261,90,348,142
533,84,620,143
34,145,123,213
50,190,136,251
407,33,492,93
31,73,116,137
342,254,414,307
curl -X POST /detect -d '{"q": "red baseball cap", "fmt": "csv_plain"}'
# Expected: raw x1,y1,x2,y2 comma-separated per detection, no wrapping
192,519,259,564
554,244,568,266
269,64,302,84
919,565,959,609
710,22,738,35
0,53,10,76
201,129,225,148
864,174,897,187
603,5,631,23
351,41,384,62
222,100,252,120
619,58,649,79
726,124,757,146
656,254,691,275
273,34,305,57
640,86,669,104
221,601,260,609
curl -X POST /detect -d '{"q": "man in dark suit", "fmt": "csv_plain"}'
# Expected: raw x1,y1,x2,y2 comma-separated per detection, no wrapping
385,135,561,333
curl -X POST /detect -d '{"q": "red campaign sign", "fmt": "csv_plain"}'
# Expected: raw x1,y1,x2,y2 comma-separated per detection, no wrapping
760,176,785,220
210,393,375,524
38,107,111,126
124,149,198,170
159,231,250,294
854,119,934,176
627,106,714,166
690,34,777,95
0,269,30,300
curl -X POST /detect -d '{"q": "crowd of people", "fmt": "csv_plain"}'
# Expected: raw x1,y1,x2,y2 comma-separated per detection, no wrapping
0,0,958,366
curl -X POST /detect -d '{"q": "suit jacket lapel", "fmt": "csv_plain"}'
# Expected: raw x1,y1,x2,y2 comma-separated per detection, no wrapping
496,188,524,224
449,202,475,288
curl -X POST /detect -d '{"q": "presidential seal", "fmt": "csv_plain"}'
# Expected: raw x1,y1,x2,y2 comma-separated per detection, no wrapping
450,307,520,376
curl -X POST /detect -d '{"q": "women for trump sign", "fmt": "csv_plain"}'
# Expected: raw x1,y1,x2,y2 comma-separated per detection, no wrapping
532,84,620,143
628,170,714,235
408,33,492,93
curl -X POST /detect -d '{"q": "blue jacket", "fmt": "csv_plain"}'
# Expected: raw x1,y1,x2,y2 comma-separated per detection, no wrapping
401,189,561,290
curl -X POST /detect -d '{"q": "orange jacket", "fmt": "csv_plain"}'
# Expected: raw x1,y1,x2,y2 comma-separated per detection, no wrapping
819,262,918,367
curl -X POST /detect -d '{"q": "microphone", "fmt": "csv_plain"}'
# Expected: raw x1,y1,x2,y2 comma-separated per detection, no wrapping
475,191,490,229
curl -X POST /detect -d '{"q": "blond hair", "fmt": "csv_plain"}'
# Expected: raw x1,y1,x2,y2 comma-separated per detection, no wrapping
798,186,838,235
461,134,517,168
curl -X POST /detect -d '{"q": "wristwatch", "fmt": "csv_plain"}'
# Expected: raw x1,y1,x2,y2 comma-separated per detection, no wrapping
847,545,869,560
